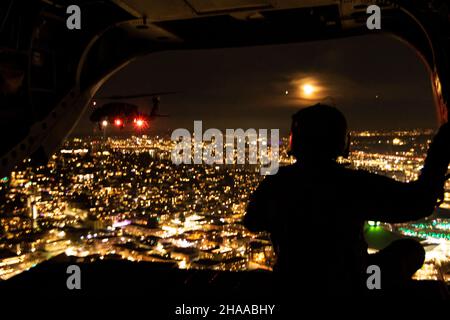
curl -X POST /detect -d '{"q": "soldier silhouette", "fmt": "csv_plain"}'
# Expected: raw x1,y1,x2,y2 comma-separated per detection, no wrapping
244,103,450,296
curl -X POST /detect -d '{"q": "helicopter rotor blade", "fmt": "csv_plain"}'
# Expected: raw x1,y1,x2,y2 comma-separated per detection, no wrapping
97,91,178,100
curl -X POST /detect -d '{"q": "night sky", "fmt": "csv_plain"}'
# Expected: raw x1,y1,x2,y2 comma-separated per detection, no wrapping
75,34,437,136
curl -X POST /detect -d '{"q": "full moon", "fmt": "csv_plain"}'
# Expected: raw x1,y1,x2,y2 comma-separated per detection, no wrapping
302,84,316,96
291,77,323,102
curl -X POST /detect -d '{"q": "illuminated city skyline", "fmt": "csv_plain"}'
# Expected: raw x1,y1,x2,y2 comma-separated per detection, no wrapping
0,129,449,283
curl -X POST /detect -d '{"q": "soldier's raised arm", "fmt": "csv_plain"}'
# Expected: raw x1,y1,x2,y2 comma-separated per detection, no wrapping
362,123,450,223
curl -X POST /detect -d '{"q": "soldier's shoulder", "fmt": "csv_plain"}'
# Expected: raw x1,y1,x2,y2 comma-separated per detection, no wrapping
259,164,293,182
265,164,302,184
273,164,297,176
337,165,379,181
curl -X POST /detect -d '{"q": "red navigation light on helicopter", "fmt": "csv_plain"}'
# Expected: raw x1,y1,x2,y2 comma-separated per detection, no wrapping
114,118,123,127
134,117,147,129
136,119,144,127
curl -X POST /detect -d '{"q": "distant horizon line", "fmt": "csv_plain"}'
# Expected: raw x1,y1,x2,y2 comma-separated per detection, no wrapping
69,127,437,139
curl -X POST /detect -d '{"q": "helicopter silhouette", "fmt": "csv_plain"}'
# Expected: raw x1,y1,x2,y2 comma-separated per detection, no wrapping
89,92,175,130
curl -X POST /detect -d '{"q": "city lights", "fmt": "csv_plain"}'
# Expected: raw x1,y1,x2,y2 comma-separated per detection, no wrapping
0,130,449,283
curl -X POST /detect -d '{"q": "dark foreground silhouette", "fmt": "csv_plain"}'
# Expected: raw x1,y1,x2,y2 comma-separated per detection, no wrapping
244,104,450,296
0,254,448,302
